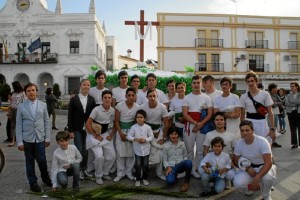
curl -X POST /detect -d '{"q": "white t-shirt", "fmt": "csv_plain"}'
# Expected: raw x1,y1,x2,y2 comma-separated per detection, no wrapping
138,88,169,105
182,92,212,112
127,123,154,156
206,89,223,103
115,101,140,122
203,130,236,155
89,87,109,105
234,135,272,165
214,93,241,112
240,90,273,113
136,89,145,105
89,105,115,129
140,102,168,125
169,96,185,128
112,86,128,104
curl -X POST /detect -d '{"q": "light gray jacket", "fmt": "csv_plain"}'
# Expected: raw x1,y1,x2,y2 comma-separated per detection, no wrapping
285,92,300,114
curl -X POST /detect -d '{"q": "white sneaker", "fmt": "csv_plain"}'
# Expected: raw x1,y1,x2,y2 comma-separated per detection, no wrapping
225,180,231,189
79,171,85,180
245,188,254,196
126,174,135,180
157,174,166,181
84,170,94,178
191,171,200,178
109,166,117,174
103,175,112,181
135,180,141,187
113,176,123,182
96,178,103,185
177,172,186,179
142,179,149,186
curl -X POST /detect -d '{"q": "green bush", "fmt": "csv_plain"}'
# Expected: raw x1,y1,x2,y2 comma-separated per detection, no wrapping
88,67,193,94
0,83,11,102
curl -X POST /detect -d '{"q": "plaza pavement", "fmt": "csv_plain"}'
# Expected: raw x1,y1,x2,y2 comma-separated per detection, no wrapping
0,110,299,200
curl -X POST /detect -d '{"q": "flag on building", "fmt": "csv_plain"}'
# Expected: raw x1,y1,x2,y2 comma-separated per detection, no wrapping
1,38,8,60
27,37,41,53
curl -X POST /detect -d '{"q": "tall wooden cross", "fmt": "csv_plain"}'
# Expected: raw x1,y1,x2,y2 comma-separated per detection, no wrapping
125,10,160,62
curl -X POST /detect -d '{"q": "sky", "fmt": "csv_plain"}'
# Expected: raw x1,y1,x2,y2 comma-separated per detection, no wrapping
1,0,300,61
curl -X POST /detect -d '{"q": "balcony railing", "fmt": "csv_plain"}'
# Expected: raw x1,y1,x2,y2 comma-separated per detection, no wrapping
289,64,300,72
195,38,223,48
248,64,269,72
245,40,268,49
195,63,224,72
288,41,300,50
0,53,58,64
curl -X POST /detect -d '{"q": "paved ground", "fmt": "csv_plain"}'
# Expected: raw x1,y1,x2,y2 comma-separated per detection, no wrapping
0,110,300,199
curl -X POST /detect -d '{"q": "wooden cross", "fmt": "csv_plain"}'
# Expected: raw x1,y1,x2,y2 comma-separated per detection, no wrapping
125,10,160,62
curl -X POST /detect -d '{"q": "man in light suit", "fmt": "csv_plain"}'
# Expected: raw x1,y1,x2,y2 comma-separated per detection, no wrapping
16,82,52,192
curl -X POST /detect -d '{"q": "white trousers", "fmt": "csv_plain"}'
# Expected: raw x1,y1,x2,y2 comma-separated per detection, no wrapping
115,131,135,177
233,165,276,199
183,123,206,171
87,132,116,178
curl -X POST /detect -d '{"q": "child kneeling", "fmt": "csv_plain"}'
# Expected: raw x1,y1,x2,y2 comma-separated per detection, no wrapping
51,131,82,192
163,126,192,192
199,137,232,197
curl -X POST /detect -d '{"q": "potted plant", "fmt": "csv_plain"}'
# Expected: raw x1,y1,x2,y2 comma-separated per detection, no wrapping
184,66,195,77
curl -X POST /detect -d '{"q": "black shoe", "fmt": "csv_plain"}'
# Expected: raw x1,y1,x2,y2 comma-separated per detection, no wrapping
30,183,42,192
52,127,59,130
291,145,298,149
272,142,282,148
200,191,215,197
43,179,52,187
3,139,12,143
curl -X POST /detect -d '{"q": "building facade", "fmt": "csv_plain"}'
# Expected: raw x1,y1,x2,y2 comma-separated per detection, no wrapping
157,13,300,91
0,0,115,97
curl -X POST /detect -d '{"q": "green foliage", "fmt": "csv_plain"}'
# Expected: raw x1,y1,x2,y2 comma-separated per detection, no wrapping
0,83,11,102
184,66,195,72
32,184,197,199
53,83,61,99
90,65,99,71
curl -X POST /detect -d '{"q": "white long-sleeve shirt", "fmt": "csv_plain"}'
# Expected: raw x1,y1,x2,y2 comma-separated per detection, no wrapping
50,145,82,187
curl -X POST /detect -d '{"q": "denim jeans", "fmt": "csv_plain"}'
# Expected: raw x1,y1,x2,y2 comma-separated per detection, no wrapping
23,141,50,185
135,154,149,181
57,163,80,189
201,172,225,193
166,160,192,185
74,131,88,170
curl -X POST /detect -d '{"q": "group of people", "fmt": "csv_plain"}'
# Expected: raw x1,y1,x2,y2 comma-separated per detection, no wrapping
12,69,300,200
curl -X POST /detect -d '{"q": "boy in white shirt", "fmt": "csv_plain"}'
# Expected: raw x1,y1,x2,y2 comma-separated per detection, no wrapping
51,131,82,192
127,109,154,187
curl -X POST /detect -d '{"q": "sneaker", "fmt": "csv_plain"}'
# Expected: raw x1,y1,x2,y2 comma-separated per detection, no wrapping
84,170,94,178
177,172,186,179
225,180,231,189
113,176,123,182
157,174,166,181
79,171,85,180
30,183,42,192
103,175,112,181
191,170,201,178
135,180,141,187
109,166,117,174
245,188,254,196
96,178,103,185
142,179,149,186
180,181,189,192
126,174,135,180
272,142,282,148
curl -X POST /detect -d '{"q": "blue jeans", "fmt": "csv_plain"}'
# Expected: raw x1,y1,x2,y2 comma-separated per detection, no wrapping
166,160,192,185
278,115,286,130
201,172,225,193
23,141,50,185
57,163,80,189
74,131,87,170
135,154,149,181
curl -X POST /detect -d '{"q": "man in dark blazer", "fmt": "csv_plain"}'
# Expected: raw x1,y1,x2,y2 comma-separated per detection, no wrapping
68,79,96,179
16,82,52,192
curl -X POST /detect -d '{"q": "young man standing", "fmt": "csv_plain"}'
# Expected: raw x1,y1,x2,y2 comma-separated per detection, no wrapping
16,82,52,192
89,70,109,106
202,75,222,102
182,75,213,178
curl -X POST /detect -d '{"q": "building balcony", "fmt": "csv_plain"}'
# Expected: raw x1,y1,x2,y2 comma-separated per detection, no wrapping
195,38,223,48
288,41,300,50
248,64,269,72
245,40,268,49
289,64,300,72
0,53,58,64
195,63,224,72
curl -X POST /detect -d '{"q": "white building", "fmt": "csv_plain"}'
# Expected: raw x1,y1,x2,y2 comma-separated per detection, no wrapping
0,0,117,97
157,13,300,91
